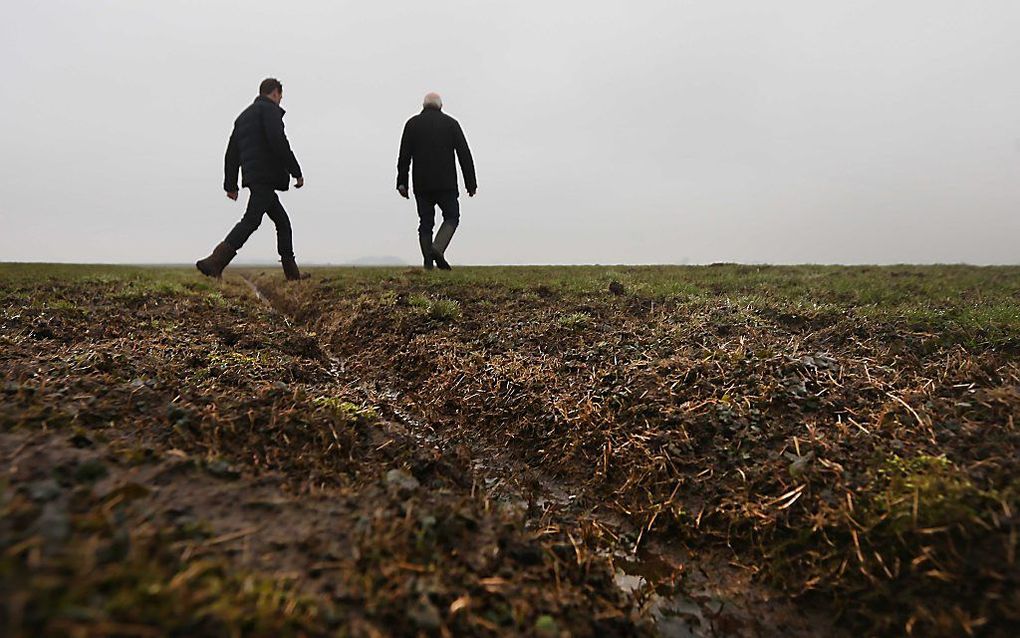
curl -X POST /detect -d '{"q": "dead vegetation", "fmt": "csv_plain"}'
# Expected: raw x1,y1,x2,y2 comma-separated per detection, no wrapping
255,264,1020,636
2,264,1018,636
0,267,647,637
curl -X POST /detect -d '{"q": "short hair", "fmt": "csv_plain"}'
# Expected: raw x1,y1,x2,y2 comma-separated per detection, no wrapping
259,78,283,96
423,92,443,110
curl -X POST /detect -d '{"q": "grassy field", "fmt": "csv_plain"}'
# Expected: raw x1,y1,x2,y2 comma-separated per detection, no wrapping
1,263,1018,637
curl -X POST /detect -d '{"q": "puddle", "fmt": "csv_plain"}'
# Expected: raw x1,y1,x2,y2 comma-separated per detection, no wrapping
611,541,842,638
614,547,715,637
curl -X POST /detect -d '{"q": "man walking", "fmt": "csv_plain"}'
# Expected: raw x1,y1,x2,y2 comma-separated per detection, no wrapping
397,92,477,270
197,78,307,280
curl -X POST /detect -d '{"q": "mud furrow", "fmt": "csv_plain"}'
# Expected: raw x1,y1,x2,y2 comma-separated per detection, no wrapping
242,265,1020,637
242,274,846,638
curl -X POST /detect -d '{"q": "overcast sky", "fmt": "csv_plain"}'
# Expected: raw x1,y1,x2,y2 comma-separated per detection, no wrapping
2,1,1018,265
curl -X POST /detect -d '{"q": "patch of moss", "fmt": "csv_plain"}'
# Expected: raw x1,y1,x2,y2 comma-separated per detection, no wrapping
865,454,989,532
313,397,379,422
3,534,329,636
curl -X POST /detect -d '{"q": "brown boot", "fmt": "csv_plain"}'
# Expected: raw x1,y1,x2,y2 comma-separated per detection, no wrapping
281,256,309,281
196,241,237,279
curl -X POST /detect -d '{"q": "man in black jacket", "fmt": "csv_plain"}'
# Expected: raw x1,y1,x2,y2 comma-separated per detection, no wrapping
197,78,307,280
397,92,477,270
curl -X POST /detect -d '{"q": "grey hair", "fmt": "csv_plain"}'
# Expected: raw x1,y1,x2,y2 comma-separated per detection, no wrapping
423,92,443,110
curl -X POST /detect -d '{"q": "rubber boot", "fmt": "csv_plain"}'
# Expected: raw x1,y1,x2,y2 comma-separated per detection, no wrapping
281,256,309,281
419,234,435,270
432,221,457,271
196,241,237,279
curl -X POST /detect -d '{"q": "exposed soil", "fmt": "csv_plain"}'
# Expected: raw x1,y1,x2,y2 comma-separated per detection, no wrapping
2,265,1018,636
251,265,1019,637
0,274,643,636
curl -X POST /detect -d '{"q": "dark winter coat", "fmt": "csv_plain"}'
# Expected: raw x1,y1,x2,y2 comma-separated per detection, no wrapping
224,96,302,192
397,108,476,194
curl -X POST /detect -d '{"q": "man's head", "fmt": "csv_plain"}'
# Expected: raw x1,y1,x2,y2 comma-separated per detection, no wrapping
260,78,283,104
423,92,443,110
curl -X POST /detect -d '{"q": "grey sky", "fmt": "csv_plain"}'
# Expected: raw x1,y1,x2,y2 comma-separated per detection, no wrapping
2,1,1018,265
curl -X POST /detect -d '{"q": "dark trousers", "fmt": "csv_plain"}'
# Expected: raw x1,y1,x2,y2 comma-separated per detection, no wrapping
415,190,460,238
224,186,294,258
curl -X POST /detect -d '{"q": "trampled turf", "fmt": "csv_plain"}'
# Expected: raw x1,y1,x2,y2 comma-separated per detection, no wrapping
2,264,1017,636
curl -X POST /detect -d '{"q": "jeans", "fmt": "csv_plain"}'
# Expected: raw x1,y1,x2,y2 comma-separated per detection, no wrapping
224,185,294,258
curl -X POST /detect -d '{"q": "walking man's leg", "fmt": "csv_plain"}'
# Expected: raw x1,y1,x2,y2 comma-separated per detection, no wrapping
432,191,460,271
415,193,438,270
198,186,272,278
266,194,305,280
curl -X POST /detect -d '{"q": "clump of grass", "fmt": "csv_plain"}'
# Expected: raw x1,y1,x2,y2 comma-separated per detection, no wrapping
207,291,230,307
409,295,461,321
208,351,269,369
378,290,398,306
558,312,592,330
428,299,461,320
113,280,191,300
408,294,431,310
43,299,79,312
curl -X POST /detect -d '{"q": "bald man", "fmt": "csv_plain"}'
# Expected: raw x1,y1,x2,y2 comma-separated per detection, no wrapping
396,92,477,270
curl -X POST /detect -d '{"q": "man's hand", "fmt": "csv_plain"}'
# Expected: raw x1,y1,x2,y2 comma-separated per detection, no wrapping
226,191,239,201
295,177,304,189
397,185,409,199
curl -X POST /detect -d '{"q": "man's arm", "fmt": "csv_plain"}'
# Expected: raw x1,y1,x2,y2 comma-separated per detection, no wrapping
396,120,413,196
224,130,240,197
262,106,302,180
454,122,477,195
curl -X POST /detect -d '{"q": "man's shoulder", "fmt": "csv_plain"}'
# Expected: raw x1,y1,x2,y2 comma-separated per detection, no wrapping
428,109,457,123
246,99,285,122
439,112,462,128
236,101,261,122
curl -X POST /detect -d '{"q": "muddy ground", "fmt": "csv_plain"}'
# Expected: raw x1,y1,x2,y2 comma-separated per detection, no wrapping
1,264,1018,636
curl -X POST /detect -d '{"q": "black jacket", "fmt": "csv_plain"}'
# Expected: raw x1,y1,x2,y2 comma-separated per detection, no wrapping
224,96,302,192
397,108,476,194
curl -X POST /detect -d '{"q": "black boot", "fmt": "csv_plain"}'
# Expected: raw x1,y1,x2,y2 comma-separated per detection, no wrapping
419,234,435,270
432,221,456,271
281,256,309,281
196,241,237,279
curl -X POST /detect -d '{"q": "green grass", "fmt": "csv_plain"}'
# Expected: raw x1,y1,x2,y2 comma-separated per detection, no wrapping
408,293,461,321
305,264,1020,340
4,262,1017,339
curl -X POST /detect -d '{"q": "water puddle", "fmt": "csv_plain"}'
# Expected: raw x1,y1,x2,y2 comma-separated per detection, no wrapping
613,547,720,637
